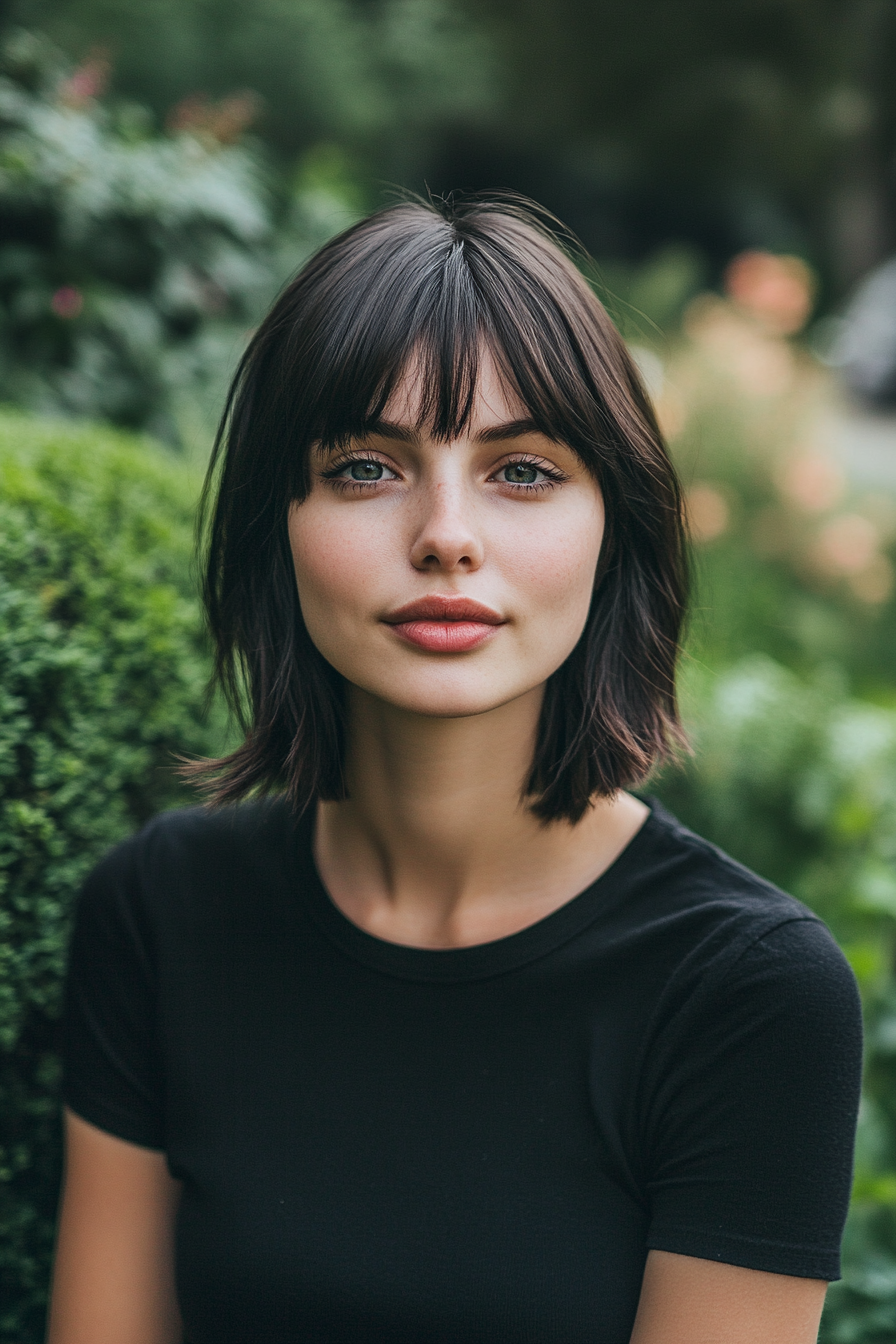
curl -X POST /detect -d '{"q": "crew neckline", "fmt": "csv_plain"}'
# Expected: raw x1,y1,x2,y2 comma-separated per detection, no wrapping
294,799,669,982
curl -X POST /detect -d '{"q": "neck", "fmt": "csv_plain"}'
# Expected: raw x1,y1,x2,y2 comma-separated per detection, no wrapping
337,683,544,875
315,683,649,949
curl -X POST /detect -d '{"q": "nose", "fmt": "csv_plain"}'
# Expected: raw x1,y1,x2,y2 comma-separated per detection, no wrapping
408,478,485,573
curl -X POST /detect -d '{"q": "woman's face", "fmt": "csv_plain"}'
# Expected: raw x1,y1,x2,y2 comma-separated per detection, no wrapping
288,353,605,720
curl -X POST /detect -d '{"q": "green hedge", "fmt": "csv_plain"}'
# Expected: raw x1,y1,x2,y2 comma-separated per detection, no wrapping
0,409,223,1342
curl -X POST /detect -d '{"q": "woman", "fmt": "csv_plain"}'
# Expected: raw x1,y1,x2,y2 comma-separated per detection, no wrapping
50,198,862,1344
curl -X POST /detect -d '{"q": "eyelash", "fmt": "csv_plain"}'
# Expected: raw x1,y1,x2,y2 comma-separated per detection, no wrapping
321,453,568,493
495,455,568,492
321,453,398,493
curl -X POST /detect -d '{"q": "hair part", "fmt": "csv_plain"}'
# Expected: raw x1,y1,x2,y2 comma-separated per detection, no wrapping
183,194,689,823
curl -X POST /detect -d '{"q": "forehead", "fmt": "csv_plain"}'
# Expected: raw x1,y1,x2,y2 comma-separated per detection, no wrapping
380,345,530,438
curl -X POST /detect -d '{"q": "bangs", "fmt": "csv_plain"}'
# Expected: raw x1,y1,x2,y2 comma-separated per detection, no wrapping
310,232,486,452
267,203,640,492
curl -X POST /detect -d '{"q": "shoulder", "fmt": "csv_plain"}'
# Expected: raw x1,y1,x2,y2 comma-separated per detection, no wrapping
630,799,823,943
101,794,295,864
77,796,302,928
628,802,862,1050
617,801,859,1019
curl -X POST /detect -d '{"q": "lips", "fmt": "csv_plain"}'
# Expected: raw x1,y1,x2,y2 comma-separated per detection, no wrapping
383,595,505,653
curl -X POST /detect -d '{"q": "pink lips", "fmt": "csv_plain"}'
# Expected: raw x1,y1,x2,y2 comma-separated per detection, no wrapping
383,595,505,653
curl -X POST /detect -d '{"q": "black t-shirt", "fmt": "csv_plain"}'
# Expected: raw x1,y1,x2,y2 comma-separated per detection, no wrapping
63,798,862,1344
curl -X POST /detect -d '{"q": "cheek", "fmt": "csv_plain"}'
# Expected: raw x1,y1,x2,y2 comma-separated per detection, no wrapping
498,499,604,623
288,506,383,620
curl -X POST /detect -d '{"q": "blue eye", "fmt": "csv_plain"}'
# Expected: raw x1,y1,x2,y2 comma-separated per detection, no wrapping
348,460,384,481
502,462,541,484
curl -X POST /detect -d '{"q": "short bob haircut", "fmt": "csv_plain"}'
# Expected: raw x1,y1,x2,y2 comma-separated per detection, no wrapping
188,195,688,823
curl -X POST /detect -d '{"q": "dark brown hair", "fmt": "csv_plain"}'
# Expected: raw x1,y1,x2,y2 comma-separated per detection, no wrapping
187,195,688,822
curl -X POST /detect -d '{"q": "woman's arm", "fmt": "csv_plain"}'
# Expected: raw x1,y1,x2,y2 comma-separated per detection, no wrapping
630,1249,827,1344
47,1108,182,1344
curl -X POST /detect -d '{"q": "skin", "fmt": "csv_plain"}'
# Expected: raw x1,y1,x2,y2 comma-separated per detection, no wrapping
48,1110,182,1344
48,352,828,1343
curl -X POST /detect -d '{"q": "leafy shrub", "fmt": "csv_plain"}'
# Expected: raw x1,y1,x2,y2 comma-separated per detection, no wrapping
27,0,498,169
0,30,276,442
657,656,896,1344
0,408,224,1342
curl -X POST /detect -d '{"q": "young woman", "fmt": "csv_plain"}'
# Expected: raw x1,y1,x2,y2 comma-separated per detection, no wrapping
50,198,862,1344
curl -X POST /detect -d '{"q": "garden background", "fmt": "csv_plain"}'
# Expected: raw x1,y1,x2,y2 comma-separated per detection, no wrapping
2,1,896,1339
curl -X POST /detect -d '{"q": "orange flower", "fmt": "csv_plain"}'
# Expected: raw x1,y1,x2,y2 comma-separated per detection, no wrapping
686,484,730,543
724,251,815,336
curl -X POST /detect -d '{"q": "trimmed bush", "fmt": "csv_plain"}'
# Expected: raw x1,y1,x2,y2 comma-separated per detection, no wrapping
0,408,223,1342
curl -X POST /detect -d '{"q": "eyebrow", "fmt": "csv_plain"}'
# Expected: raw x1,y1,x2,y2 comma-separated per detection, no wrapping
361,417,543,445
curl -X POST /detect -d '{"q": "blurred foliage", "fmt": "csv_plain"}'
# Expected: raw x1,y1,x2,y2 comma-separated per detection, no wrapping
0,409,226,1341
9,0,498,182
592,242,710,344
10,0,896,291
453,0,896,295
0,29,362,442
656,656,896,1343
596,248,896,695
652,257,896,691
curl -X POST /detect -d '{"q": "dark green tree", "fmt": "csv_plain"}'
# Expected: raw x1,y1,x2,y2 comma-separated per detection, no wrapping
449,0,896,290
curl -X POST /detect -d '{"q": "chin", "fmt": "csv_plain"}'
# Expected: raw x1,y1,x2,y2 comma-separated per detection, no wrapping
353,675,539,721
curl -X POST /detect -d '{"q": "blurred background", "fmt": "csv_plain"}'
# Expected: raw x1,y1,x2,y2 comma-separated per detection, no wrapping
1,2,895,1340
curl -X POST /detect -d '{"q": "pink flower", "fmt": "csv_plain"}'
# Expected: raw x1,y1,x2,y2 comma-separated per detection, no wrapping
51,287,84,319
57,55,110,108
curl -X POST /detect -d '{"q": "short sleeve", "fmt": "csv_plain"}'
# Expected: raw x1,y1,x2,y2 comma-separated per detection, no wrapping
62,837,165,1150
643,917,862,1281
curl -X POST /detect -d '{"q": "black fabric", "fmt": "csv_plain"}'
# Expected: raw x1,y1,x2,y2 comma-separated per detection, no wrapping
63,799,862,1344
